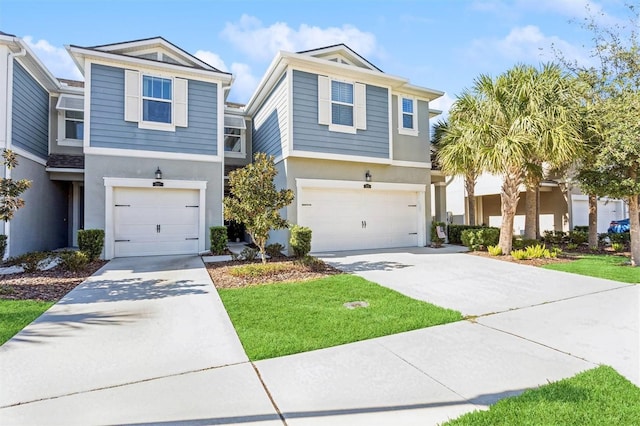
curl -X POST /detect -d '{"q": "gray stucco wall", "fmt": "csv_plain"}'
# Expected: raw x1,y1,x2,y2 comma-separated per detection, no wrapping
10,155,69,256
252,74,286,158
12,61,49,159
391,96,431,163
292,70,389,158
84,154,223,252
90,64,218,155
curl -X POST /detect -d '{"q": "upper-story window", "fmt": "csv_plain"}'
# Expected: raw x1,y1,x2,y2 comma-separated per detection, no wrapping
56,94,84,147
125,70,188,131
318,75,366,134
224,114,246,158
142,76,172,124
398,96,419,136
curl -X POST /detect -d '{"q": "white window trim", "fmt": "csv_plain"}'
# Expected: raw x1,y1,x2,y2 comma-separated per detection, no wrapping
398,96,419,136
318,76,366,134
223,128,246,158
140,74,175,132
55,94,85,147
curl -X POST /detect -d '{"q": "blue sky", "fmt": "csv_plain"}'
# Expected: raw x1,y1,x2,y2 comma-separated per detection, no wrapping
0,0,631,113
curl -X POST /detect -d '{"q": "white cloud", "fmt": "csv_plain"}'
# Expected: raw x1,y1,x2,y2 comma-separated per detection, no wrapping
467,25,591,66
430,92,455,119
195,50,258,103
23,36,82,81
221,15,379,61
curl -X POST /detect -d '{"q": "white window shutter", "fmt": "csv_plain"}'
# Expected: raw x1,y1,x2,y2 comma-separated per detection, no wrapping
124,70,140,122
355,82,366,130
318,75,330,125
174,78,188,127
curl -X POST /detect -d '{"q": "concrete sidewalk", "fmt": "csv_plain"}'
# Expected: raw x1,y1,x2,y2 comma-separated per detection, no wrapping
0,255,280,425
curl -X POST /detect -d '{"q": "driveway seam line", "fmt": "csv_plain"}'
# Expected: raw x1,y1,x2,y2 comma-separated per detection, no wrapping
0,361,251,409
251,362,288,425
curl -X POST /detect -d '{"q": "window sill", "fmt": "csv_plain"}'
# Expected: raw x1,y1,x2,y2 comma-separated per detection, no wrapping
138,121,176,132
328,124,357,134
398,128,419,137
224,151,246,158
58,139,83,147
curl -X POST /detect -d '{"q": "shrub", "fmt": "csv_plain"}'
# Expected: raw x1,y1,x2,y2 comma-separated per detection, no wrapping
573,226,589,232
8,251,49,273
525,244,552,259
461,227,500,251
59,250,89,272
542,230,566,245
609,232,630,245
265,243,285,258
296,255,327,271
566,243,578,250
290,225,312,258
431,221,446,245
448,225,487,244
209,226,228,255
550,246,563,257
240,247,259,261
512,238,540,250
229,262,290,278
0,234,6,260
567,230,588,245
487,245,502,256
511,249,528,260
78,229,104,261
612,242,626,252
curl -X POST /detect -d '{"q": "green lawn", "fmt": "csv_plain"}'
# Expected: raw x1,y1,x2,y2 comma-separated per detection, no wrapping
444,366,640,425
0,299,53,345
218,274,462,360
543,254,640,283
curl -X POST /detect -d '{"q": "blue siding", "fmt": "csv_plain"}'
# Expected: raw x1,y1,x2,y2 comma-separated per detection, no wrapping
292,70,389,158
12,62,49,159
90,64,218,155
252,75,285,158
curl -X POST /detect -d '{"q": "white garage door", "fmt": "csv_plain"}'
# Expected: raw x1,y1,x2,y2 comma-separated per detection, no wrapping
298,188,420,252
113,188,200,257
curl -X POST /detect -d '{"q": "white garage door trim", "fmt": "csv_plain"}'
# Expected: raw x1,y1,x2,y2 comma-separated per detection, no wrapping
104,177,207,259
296,178,427,251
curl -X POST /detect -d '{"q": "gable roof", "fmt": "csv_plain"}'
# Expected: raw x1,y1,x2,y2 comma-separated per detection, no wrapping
0,33,60,91
0,30,17,37
297,43,383,72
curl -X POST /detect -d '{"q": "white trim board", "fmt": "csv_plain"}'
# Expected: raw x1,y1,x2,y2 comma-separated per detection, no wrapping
296,178,427,192
84,146,222,163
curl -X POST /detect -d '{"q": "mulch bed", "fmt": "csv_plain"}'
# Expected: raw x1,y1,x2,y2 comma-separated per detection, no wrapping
0,261,107,301
205,258,342,289
468,250,573,266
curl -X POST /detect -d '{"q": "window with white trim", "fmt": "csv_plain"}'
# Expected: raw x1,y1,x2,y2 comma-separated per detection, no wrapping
56,94,84,147
398,96,419,136
224,115,246,157
318,75,366,133
124,70,188,131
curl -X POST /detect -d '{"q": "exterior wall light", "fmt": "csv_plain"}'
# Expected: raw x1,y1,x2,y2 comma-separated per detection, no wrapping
365,170,372,182
155,167,163,180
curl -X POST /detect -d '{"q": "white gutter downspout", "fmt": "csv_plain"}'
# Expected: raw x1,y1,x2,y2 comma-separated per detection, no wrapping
4,47,27,259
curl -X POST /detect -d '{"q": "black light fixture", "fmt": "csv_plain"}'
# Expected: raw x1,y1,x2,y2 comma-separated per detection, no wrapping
365,170,372,182
155,167,163,180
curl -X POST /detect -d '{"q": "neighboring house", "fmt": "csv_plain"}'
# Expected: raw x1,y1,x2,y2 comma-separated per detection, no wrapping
1,33,446,258
245,44,445,252
446,173,627,234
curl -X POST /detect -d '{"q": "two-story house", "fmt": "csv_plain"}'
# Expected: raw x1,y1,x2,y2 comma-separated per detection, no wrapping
246,44,445,252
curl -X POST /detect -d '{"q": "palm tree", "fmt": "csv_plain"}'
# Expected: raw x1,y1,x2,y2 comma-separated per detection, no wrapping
434,98,482,226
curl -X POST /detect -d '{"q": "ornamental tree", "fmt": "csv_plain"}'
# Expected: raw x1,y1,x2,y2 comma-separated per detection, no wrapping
0,149,31,222
223,153,294,263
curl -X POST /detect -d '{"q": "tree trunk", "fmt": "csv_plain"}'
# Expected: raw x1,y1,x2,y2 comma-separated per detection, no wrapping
524,177,540,240
499,168,522,254
629,194,640,267
465,175,476,226
588,194,598,248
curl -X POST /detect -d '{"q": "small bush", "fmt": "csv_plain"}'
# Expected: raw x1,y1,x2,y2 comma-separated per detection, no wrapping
0,234,6,260
461,227,500,251
609,232,630,245
448,225,487,244
209,226,228,255
567,230,588,245
229,263,290,278
550,246,563,257
612,242,626,252
240,247,259,261
487,245,502,256
511,249,528,260
290,225,312,258
78,229,104,261
265,243,285,258
512,238,540,250
296,255,327,271
7,251,49,273
525,244,552,259
59,250,89,272
542,230,566,245
573,225,589,232
431,221,446,245
566,243,578,250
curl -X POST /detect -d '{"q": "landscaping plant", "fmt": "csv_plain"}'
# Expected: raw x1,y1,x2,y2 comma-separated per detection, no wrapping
487,245,502,256
78,229,104,261
209,226,228,255
290,225,312,258
461,227,499,251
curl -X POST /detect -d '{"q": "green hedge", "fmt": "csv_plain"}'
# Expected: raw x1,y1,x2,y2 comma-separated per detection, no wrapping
461,227,500,251
78,229,104,261
0,234,6,260
210,226,228,255
448,225,489,244
290,225,312,257
573,226,589,232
